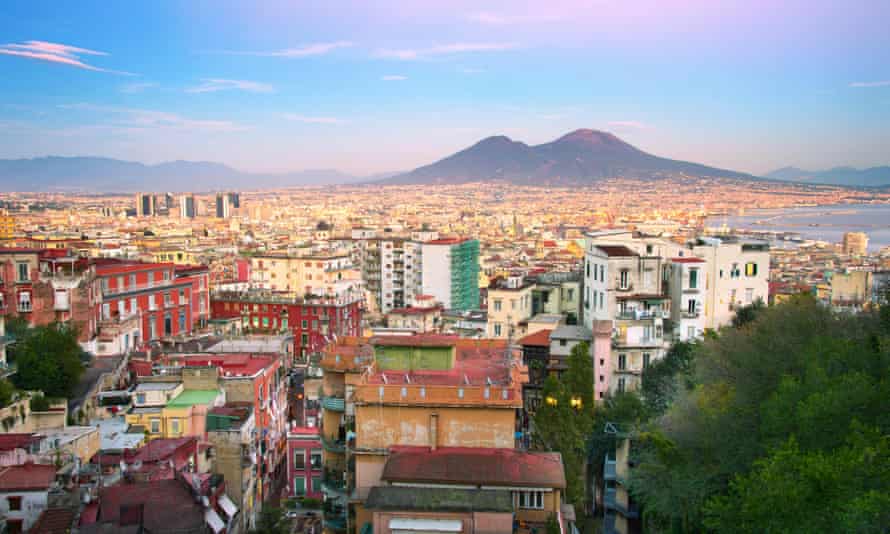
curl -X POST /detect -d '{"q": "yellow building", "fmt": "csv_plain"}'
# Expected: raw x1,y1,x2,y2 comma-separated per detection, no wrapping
151,248,200,265
0,213,15,239
126,389,221,440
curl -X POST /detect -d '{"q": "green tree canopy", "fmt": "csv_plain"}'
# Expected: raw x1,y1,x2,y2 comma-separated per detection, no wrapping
12,322,85,398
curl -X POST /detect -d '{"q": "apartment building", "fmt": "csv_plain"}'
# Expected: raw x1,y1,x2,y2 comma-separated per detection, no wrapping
317,335,545,534
691,238,769,329
486,275,535,339
420,238,480,311
668,257,706,341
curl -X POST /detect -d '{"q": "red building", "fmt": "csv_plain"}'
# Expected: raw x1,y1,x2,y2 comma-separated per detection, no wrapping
95,261,209,346
286,426,323,500
210,293,363,360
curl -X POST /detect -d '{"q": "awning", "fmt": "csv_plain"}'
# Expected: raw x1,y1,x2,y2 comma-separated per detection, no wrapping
389,519,463,532
218,494,238,518
205,509,225,533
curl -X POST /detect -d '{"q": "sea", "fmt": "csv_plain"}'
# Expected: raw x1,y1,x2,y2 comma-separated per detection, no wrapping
706,203,890,252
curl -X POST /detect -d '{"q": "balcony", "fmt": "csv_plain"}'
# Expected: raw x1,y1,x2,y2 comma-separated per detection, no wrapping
321,469,349,498
17,302,33,313
616,309,666,320
323,510,347,533
321,396,346,412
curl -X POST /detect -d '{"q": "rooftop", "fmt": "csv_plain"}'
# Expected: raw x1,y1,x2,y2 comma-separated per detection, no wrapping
382,446,566,489
0,433,40,452
166,389,220,408
174,353,276,378
84,478,205,533
30,508,75,534
594,245,639,258
366,486,512,513
0,462,57,492
518,329,552,347
550,325,593,341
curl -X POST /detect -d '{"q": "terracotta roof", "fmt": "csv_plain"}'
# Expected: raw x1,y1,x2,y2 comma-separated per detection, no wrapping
31,508,75,534
671,257,705,263
382,446,565,488
595,245,638,257
0,463,57,491
0,433,40,452
518,329,552,347
388,306,442,315
89,478,205,532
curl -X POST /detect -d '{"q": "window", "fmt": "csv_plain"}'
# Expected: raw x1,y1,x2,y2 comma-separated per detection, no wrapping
689,268,698,289
731,263,740,278
293,449,305,468
179,311,186,332
643,353,651,369
745,262,758,277
646,244,653,255
511,299,517,310
301,320,308,329
150,418,161,433
301,333,309,346
617,378,626,393
170,418,181,435
294,476,306,495
312,476,322,492
163,270,171,281
262,317,269,328
129,274,136,287
516,491,544,510
310,450,323,469
136,393,146,405
130,298,137,313
494,323,502,337
688,326,696,339
559,339,567,347
18,291,32,312
148,294,156,310
493,299,502,312
567,288,574,300
599,375,604,382
599,265,605,282
745,288,754,303
8,495,23,511
599,292,604,310
618,354,627,370
619,269,629,290
17,262,28,282
688,299,696,314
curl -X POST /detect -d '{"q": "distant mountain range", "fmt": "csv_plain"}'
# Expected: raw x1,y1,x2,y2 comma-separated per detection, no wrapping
377,129,759,185
766,166,890,187
0,156,364,192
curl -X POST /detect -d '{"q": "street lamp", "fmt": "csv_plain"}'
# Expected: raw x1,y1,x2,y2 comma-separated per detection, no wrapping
570,396,583,410
545,395,558,407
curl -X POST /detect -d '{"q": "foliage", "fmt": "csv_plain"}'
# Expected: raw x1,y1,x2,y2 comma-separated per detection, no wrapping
12,322,85,398
299,497,322,509
627,295,890,532
29,393,51,412
533,342,594,519
639,340,696,417
249,507,288,534
0,378,15,408
729,298,765,328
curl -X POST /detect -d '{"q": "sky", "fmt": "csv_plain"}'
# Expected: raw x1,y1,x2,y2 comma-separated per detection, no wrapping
1,0,889,176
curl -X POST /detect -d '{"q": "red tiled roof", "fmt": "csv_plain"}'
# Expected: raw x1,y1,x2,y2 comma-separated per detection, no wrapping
95,262,172,276
382,447,565,488
31,508,75,534
92,478,205,531
388,306,442,315
176,353,276,377
518,329,552,347
595,245,638,257
425,238,472,245
0,463,57,491
0,433,40,452
671,257,705,263
129,360,153,377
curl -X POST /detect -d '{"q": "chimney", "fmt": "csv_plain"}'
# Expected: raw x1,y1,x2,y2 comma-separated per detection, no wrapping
429,413,438,451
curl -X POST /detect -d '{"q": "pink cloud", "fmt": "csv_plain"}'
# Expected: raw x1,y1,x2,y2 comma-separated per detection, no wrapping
0,40,129,74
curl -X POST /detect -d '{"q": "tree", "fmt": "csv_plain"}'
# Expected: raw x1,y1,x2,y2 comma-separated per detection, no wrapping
0,379,15,408
29,393,51,412
12,323,85,398
533,342,595,522
729,298,765,328
639,340,696,417
627,295,890,532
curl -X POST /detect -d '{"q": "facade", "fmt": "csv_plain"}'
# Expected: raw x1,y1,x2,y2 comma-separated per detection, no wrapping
206,403,258,532
420,238,480,311
668,257,706,341
692,238,769,330
486,275,535,339
286,426,323,500
0,463,57,534
180,194,196,219
135,193,157,217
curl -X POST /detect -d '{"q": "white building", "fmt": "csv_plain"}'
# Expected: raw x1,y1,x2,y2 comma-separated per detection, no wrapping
669,257,706,341
692,238,769,330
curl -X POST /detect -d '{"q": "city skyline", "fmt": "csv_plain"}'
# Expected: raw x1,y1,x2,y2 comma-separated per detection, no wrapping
1,1,889,176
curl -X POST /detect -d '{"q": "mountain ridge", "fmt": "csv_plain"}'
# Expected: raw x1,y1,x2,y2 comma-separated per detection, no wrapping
377,128,760,185
766,166,890,187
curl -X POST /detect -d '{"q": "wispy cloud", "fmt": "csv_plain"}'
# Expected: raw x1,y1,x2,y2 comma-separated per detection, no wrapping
283,114,345,124
120,82,159,94
186,78,274,94
849,80,890,88
607,120,654,130
467,12,563,25
381,75,407,81
0,40,131,74
59,103,245,133
375,42,518,60
220,41,352,58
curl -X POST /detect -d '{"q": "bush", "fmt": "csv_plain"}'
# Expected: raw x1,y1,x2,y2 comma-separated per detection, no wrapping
29,394,51,412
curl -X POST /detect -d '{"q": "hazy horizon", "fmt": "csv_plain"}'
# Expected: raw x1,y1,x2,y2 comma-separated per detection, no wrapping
2,0,890,176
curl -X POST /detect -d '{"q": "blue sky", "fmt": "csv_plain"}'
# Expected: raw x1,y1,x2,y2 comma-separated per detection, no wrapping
1,0,889,176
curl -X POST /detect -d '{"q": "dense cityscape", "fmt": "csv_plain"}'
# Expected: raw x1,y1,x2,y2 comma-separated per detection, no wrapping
2,2,890,534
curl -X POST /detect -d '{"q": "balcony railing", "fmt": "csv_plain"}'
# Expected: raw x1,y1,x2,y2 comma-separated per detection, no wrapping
321,396,346,412
18,303,33,313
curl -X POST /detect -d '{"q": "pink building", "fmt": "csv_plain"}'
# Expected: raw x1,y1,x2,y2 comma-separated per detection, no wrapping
286,426,323,500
